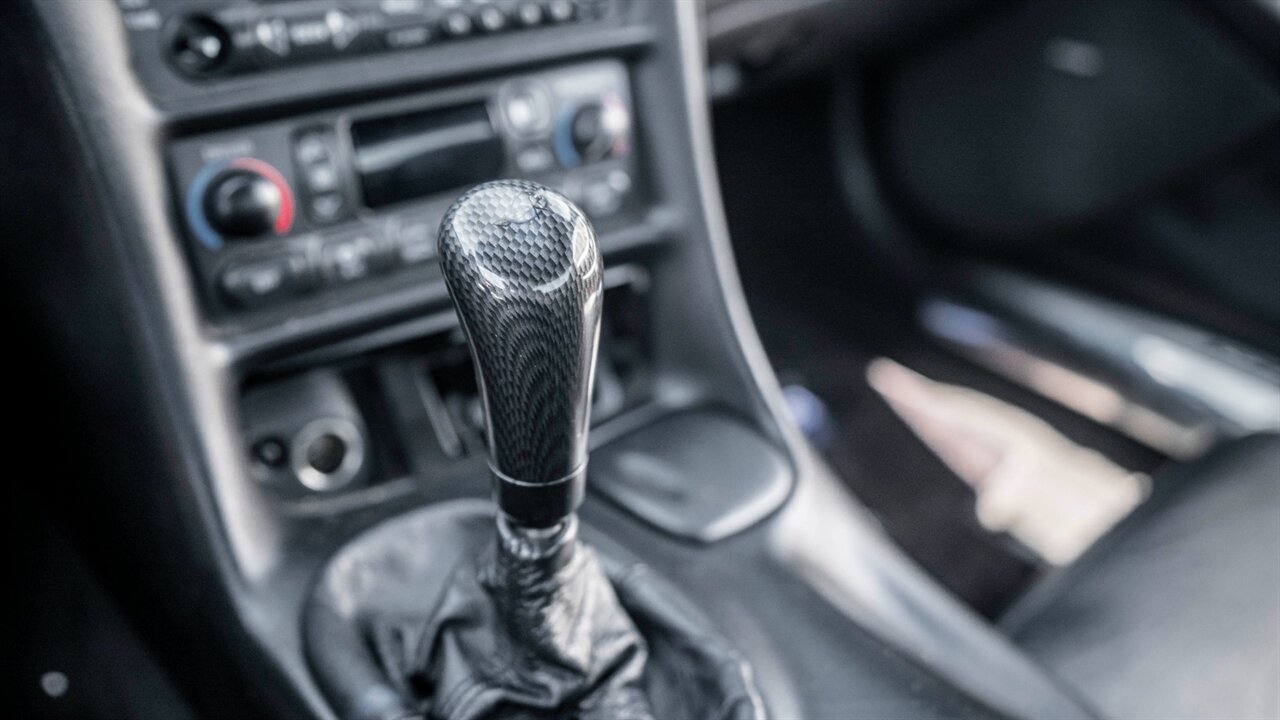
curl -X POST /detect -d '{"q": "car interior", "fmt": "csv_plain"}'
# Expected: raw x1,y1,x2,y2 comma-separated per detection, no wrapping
3,1,1278,719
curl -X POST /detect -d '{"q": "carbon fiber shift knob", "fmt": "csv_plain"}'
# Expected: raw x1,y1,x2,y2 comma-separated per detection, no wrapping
438,180,603,528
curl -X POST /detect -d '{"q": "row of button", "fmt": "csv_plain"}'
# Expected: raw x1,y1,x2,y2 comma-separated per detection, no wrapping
219,214,437,308
434,0,577,40
216,164,631,310
293,129,352,226
169,0,617,78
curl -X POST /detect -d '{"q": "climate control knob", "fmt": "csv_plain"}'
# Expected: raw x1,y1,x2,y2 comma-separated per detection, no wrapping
204,168,284,238
187,158,295,248
554,96,630,168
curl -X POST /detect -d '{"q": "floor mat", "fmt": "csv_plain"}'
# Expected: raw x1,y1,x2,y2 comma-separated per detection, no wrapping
867,357,1150,566
751,302,1162,617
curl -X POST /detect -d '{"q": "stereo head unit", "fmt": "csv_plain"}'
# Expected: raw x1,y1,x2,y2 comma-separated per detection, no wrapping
166,61,638,318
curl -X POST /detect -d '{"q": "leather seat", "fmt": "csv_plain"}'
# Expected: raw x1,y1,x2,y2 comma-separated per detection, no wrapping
1001,434,1280,720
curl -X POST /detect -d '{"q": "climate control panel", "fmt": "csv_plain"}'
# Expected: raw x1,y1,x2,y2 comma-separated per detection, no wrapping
167,61,638,317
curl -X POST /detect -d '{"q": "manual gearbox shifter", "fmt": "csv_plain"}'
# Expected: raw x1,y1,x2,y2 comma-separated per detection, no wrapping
428,180,653,719
305,181,763,720
437,179,602,530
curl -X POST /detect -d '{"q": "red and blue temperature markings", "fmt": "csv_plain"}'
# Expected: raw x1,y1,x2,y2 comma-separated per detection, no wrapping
185,157,294,249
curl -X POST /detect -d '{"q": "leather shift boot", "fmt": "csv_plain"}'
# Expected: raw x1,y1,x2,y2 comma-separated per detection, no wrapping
384,519,653,720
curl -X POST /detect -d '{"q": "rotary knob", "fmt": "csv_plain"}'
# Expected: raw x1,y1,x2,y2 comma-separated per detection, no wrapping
554,96,630,168
204,169,282,238
187,158,295,248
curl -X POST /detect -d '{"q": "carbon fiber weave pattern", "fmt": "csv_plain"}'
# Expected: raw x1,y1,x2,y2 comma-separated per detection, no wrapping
438,180,603,485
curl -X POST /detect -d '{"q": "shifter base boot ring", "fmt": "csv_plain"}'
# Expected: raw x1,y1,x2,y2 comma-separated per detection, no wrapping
305,500,765,720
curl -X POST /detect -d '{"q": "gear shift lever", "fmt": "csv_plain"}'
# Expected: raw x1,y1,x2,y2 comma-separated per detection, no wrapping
422,180,652,718
438,179,602,530
305,181,764,720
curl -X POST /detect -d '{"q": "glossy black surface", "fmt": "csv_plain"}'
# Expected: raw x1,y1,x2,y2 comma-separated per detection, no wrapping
203,168,283,238
438,181,603,514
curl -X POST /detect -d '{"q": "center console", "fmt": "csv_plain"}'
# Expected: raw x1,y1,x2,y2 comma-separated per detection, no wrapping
9,1,1099,718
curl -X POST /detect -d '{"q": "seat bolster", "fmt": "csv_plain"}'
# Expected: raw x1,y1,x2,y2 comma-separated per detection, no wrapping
1003,434,1280,720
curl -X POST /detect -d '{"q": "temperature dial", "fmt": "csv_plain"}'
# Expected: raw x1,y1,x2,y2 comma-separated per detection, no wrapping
205,169,282,238
553,95,630,168
186,157,295,249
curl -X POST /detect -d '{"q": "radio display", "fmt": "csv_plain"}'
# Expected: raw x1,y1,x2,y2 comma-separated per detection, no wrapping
351,103,504,208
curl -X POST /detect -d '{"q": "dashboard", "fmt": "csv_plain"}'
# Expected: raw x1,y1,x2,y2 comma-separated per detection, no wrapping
118,1,646,330
116,1,674,513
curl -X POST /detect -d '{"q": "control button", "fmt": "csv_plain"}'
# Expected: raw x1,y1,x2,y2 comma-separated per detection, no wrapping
582,177,623,216
269,9,376,63
389,215,436,266
553,95,630,167
285,15,333,52
546,0,575,23
304,164,339,194
477,5,507,33
565,168,632,218
309,193,348,225
254,18,291,59
384,23,432,50
321,234,375,283
607,168,633,194
293,131,351,225
516,3,544,26
220,252,310,308
498,80,553,138
205,169,283,238
379,0,428,15
325,9,362,51
319,231,393,284
514,143,556,174
169,16,233,75
295,134,329,165
380,0,428,15
399,237,435,266
441,11,473,37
